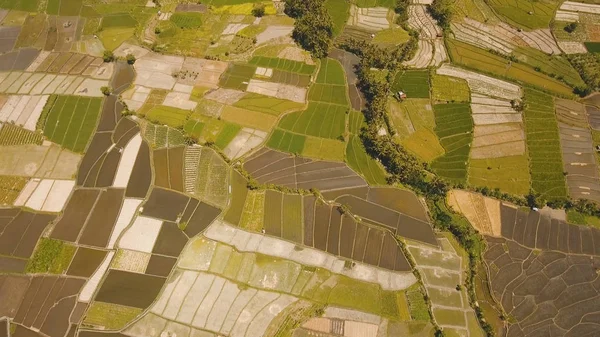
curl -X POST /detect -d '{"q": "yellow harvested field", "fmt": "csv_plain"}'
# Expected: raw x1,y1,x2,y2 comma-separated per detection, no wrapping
220,106,277,131
448,190,502,237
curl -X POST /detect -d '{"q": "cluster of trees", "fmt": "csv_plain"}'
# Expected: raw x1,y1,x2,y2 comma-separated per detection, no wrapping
428,0,454,30
568,53,600,96
284,0,334,58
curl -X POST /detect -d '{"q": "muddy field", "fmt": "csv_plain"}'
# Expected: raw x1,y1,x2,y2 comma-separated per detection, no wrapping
484,235,600,336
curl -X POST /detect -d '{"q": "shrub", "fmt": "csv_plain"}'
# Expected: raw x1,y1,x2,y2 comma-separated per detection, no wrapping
252,4,265,17
101,86,112,96
126,53,136,64
564,22,578,33
103,50,115,62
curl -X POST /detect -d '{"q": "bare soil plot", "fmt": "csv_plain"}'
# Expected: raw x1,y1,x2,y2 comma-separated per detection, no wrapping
243,149,367,192
0,210,55,259
447,190,502,237
255,25,294,45
175,3,207,12
366,187,429,222
558,123,600,203
153,222,188,257
484,235,600,336
246,79,307,103
95,270,165,309
471,123,525,158
223,127,267,160
14,179,75,212
134,53,184,90
142,187,190,222
0,26,20,53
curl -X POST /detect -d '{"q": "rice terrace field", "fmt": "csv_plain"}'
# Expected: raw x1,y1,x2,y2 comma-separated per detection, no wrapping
0,0,600,337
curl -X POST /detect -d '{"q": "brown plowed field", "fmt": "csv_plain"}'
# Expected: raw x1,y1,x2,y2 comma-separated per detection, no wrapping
483,236,600,337
77,133,113,186
78,188,125,247
0,256,27,273
0,48,39,71
126,140,152,198
301,198,411,272
145,255,177,277
184,201,221,237
336,195,437,246
243,149,367,191
94,270,165,308
66,248,107,277
153,222,189,257
0,275,30,318
112,118,138,145
329,48,365,111
0,211,56,259
141,188,189,222
50,189,101,242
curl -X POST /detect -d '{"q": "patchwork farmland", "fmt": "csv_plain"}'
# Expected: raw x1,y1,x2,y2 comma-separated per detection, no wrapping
1,1,600,337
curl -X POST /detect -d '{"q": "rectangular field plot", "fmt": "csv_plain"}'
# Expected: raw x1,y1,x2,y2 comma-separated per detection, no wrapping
267,128,306,154
430,103,473,184
523,89,568,200
249,56,316,75
0,175,27,205
486,0,559,30
346,135,388,185
232,93,305,116
220,106,277,131
307,83,349,105
218,63,256,90
431,74,470,103
145,105,191,129
301,136,345,161
446,39,574,97
468,155,531,196
315,58,346,85
194,147,229,208
0,123,43,146
43,95,102,153
391,70,430,98
278,102,347,139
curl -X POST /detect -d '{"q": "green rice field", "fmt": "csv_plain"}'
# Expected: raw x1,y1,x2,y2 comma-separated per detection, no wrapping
430,103,473,184
101,13,138,29
249,56,316,75
346,135,388,185
0,0,39,11
585,42,600,53
267,128,306,154
145,105,191,129
316,58,346,85
43,95,103,153
183,114,241,149
170,12,203,29
485,0,560,29
431,74,470,103
447,39,574,97
391,70,430,99
522,88,568,200
278,102,347,140
233,93,305,116
219,63,257,90
325,0,350,36
348,110,366,134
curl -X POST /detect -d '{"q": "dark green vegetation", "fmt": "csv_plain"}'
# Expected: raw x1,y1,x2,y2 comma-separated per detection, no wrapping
585,42,600,53
284,0,334,58
428,0,453,29
522,88,568,202
430,103,473,184
568,53,600,93
391,70,430,98
26,238,76,274
43,95,103,153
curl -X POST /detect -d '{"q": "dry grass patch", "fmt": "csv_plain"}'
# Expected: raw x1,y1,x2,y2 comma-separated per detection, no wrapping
219,105,277,131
